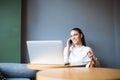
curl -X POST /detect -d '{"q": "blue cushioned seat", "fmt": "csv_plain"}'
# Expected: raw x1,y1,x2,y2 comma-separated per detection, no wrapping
0,63,37,80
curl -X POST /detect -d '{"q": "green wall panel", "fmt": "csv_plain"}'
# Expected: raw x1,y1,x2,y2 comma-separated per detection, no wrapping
0,0,21,62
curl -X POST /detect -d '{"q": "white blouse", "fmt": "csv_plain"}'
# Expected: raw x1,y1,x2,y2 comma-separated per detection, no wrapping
64,45,93,67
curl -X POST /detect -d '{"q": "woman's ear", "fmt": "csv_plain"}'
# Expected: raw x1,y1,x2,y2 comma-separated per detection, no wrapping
80,34,83,38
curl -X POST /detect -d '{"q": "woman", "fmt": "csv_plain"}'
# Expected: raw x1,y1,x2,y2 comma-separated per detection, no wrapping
64,28,99,68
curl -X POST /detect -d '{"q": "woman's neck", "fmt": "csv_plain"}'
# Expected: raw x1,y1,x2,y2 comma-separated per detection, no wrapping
74,43,83,48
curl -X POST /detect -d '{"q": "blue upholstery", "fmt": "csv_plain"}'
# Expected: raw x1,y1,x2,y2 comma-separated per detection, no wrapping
0,63,37,80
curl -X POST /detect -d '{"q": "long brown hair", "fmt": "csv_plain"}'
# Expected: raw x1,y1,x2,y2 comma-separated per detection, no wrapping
71,28,86,46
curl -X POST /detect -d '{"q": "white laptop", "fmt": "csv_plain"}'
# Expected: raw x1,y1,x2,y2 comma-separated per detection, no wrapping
26,40,65,65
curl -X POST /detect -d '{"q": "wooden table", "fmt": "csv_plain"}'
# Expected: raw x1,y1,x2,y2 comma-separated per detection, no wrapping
36,67,120,80
27,64,85,70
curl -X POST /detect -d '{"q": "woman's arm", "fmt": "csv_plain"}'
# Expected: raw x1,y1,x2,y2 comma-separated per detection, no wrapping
63,38,72,64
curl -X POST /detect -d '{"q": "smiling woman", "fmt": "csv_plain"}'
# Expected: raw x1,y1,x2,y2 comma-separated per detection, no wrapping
64,28,99,68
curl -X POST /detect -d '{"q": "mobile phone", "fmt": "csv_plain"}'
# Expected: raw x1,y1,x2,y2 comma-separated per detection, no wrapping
70,40,72,44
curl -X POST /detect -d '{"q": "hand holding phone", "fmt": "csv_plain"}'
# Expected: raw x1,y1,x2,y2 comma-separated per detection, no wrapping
67,38,72,47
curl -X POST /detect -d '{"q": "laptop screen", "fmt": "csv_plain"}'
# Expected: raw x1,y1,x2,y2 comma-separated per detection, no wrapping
27,40,65,65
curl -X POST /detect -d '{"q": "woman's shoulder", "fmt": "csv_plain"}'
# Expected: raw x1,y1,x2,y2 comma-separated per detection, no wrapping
64,45,92,51
82,46,92,51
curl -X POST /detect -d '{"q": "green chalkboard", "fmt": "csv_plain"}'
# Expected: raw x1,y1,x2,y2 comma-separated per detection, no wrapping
0,0,21,62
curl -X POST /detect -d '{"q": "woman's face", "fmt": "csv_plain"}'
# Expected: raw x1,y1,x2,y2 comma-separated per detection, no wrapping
70,30,82,44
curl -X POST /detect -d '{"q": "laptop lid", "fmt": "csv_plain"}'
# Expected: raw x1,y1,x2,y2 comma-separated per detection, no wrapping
26,40,65,65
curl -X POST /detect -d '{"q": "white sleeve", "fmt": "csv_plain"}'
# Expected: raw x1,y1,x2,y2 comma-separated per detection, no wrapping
63,47,69,63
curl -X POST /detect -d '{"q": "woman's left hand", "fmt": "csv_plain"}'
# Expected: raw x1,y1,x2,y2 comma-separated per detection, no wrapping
87,51,93,59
